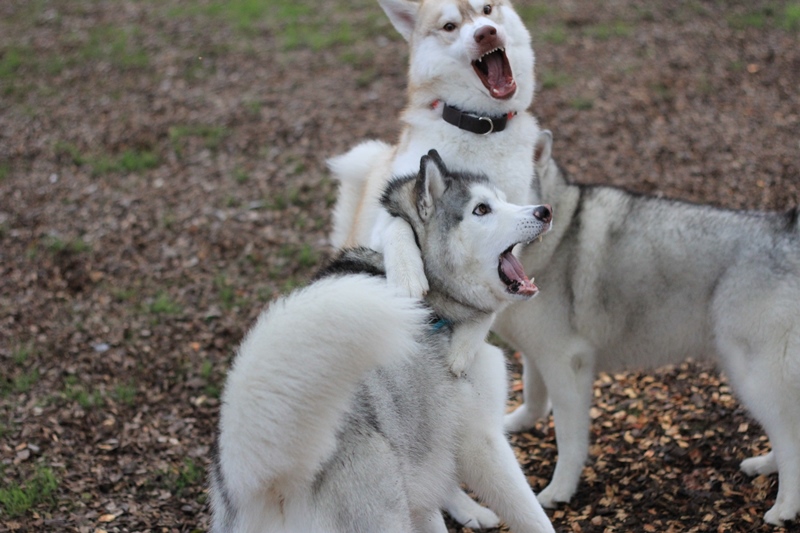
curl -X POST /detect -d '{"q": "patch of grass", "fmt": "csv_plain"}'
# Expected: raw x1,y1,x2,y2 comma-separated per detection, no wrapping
539,71,571,90
584,21,633,40
0,466,58,518
570,97,594,110
112,383,138,406
173,0,378,51
540,25,568,45
11,344,32,366
728,10,767,30
169,124,229,154
79,25,149,70
163,458,204,496
12,369,40,394
517,4,552,24
148,291,183,316
233,167,250,184
0,47,24,79
43,235,91,254
0,163,9,181
90,149,159,176
214,276,237,310
54,141,86,166
784,3,800,31
62,376,104,409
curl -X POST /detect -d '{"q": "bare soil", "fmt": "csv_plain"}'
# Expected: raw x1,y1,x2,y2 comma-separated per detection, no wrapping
1,1,799,532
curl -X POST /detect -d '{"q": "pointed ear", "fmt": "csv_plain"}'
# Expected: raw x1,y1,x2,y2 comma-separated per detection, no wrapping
534,130,553,172
415,150,448,221
378,0,418,41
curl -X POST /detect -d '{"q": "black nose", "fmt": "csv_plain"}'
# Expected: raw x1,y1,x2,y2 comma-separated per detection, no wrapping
533,204,552,224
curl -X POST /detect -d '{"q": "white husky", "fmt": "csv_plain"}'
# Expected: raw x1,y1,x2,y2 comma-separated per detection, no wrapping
210,152,555,533
330,0,540,299
497,131,800,526
329,2,540,524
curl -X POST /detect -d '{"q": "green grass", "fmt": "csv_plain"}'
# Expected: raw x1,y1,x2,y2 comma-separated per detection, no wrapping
172,0,380,51
43,235,91,254
148,291,183,316
0,163,9,181
0,47,24,79
0,466,58,518
54,142,159,175
89,149,159,175
169,124,229,154
784,3,800,31
62,376,104,409
725,4,800,31
539,25,568,45
78,25,149,70
570,97,594,111
584,21,633,40
214,275,237,310
12,369,39,394
539,71,571,90
112,383,138,406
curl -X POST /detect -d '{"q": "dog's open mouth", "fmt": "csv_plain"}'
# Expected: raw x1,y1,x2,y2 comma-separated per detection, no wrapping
498,245,537,297
472,48,516,100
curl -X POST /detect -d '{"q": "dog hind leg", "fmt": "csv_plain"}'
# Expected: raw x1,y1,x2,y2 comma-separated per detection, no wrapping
504,357,551,433
535,339,596,508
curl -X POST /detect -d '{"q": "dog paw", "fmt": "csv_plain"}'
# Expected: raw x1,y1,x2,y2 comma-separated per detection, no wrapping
536,484,573,509
385,260,429,299
449,352,474,377
740,451,778,476
504,403,546,433
764,500,800,526
445,500,500,530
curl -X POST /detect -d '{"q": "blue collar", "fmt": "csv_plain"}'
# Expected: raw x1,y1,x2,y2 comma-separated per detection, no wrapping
430,317,453,332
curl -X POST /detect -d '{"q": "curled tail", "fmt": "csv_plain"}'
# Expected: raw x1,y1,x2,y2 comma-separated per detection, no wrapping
328,140,394,248
211,274,427,529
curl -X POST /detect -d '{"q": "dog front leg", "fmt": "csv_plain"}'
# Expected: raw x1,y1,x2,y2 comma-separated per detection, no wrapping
448,316,495,376
442,485,500,530
380,216,429,298
459,431,555,533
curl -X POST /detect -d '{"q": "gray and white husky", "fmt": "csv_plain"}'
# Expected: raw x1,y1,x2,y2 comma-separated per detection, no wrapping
209,151,556,533
497,131,800,526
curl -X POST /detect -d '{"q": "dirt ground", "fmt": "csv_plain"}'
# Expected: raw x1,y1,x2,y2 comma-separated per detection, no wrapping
1,0,799,532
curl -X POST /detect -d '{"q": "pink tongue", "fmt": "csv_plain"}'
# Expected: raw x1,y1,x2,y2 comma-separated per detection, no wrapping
500,252,538,296
485,51,516,98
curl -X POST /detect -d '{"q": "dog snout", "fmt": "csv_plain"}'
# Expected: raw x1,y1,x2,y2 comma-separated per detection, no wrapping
474,25,498,45
533,204,552,224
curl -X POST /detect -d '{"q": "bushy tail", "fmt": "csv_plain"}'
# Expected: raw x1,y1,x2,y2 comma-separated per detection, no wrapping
328,140,394,248
215,274,427,507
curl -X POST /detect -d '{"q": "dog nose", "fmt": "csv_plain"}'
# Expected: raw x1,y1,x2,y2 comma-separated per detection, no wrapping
474,25,497,44
533,204,552,224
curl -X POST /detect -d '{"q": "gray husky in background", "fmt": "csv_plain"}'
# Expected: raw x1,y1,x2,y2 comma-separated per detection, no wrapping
209,151,556,533
497,130,800,526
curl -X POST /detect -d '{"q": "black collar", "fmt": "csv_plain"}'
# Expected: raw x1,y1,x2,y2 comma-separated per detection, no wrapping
441,103,511,135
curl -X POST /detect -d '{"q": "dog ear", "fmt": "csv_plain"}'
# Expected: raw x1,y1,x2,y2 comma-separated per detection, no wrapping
416,150,448,221
534,130,553,172
378,0,418,41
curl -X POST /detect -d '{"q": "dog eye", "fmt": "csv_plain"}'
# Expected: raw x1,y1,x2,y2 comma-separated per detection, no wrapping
473,204,491,216
443,22,457,32
483,5,492,15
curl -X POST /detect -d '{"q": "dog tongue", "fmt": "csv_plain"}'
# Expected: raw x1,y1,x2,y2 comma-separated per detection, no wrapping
500,252,537,296
485,50,516,99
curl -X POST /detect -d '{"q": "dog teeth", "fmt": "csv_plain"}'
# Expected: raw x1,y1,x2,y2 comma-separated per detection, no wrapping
478,47,505,61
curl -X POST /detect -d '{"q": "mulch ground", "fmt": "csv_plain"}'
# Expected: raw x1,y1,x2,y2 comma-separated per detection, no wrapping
1,1,799,532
